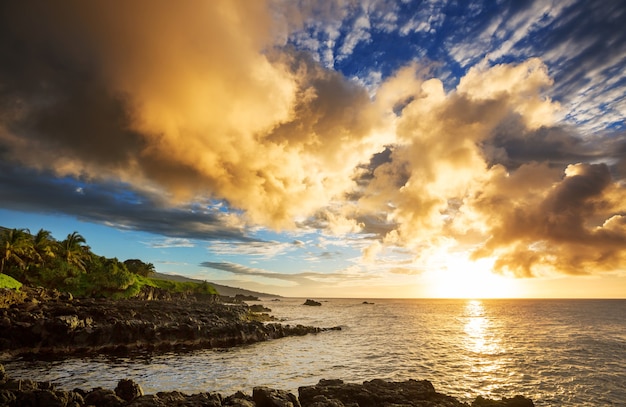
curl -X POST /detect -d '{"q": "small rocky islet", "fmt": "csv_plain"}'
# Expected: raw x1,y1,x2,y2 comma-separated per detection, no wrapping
0,287,535,406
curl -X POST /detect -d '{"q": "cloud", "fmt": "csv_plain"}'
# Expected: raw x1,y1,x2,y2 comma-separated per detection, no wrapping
201,261,375,286
354,58,626,277
1,0,624,284
0,0,389,230
207,240,299,259
467,163,626,277
147,238,195,249
0,163,252,242
358,59,557,245
444,0,626,132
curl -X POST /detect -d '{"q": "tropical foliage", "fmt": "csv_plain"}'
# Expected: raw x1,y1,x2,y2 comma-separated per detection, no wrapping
0,227,165,297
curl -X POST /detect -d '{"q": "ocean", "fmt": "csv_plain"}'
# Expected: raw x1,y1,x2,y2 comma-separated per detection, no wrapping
4,298,626,406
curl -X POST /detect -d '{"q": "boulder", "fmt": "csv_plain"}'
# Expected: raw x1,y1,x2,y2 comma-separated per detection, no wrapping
303,299,322,306
84,388,126,407
115,378,144,402
298,379,465,407
253,386,301,407
224,391,256,407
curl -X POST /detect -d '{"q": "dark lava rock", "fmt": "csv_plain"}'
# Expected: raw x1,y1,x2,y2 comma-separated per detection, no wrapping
115,378,144,402
0,290,331,358
84,388,125,407
303,299,322,306
0,364,536,407
299,378,465,407
253,386,300,407
249,304,272,313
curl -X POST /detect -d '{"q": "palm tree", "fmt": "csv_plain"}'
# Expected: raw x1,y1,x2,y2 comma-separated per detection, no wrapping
31,229,57,267
59,232,91,273
0,228,32,275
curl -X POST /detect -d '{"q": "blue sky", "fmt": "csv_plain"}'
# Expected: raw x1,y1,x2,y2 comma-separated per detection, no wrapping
1,1,625,298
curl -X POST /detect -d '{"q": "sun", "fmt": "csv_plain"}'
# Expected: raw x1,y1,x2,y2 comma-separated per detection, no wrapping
424,253,521,299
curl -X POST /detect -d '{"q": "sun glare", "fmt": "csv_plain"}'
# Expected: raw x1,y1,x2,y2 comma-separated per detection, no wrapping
425,254,520,299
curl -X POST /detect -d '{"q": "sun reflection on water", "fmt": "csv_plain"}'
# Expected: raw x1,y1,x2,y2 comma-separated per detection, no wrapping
463,300,504,378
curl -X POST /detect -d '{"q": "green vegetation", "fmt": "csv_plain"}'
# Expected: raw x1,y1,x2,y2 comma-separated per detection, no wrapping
0,226,216,299
0,273,22,289
138,276,218,295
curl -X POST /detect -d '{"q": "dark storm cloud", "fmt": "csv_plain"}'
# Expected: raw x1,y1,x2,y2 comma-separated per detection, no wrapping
0,2,146,168
0,163,252,242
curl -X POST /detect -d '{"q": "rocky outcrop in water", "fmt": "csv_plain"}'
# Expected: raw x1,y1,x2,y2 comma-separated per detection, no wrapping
0,288,338,358
0,366,535,407
303,299,322,306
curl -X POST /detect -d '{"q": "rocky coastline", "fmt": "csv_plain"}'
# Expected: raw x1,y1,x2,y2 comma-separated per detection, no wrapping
0,287,337,358
0,287,536,406
0,364,534,407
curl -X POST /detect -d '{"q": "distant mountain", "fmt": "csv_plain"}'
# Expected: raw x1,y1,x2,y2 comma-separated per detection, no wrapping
151,272,280,298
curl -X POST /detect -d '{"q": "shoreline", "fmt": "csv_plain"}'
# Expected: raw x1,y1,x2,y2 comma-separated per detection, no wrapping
0,287,338,360
0,363,534,406
0,288,536,406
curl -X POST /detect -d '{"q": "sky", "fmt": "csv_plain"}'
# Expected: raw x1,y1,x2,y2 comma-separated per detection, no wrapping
1,0,625,299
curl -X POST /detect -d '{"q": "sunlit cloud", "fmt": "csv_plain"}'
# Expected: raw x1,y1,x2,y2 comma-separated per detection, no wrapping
0,0,625,296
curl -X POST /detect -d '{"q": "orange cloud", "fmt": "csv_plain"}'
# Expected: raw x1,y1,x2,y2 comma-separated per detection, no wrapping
0,1,388,229
469,162,626,276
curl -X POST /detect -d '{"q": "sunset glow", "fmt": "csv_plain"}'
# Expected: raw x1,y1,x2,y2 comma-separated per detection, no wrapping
1,1,625,298
425,255,521,299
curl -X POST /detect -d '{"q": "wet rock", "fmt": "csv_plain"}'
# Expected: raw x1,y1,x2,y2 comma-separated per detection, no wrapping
13,389,79,407
298,379,465,407
0,364,537,407
115,378,144,402
249,304,272,313
1,294,330,358
253,386,301,407
224,391,256,407
472,395,534,407
236,294,260,302
303,299,321,306
84,387,126,407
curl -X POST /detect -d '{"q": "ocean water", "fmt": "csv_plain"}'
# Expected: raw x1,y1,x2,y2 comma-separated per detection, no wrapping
4,298,626,406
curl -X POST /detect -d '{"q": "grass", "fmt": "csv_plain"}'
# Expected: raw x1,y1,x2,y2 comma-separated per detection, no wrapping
0,273,23,289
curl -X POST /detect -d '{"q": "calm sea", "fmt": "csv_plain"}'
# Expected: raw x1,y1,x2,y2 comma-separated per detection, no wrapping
4,298,626,406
